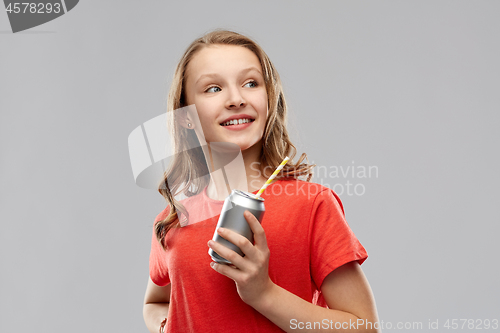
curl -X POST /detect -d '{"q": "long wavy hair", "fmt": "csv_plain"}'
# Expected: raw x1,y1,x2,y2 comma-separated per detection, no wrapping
156,29,315,249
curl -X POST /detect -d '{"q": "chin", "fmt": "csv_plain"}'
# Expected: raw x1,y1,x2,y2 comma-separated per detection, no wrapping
232,143,250,151
237,141,262,153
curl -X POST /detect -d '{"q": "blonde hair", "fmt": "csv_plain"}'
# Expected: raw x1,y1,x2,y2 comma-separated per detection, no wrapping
156,29,315,248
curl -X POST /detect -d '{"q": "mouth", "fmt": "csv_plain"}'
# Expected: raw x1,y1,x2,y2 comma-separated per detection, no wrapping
220,118,255,127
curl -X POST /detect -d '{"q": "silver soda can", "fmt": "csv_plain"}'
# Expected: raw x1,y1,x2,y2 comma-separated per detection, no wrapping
209,189,265,264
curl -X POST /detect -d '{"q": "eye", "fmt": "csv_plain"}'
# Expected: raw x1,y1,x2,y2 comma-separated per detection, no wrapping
244,80,258,88
205,86,221,93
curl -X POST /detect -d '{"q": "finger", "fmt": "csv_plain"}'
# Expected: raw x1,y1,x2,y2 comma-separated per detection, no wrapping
207,239,247,269
210,261,245,281
244,210,268,250
217,227,256,258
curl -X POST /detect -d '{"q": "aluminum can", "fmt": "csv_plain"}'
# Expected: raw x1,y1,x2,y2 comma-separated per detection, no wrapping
209,189,265,264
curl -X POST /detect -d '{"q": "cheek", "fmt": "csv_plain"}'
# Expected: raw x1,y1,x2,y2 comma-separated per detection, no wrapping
194,103,218,132
259,94,269,119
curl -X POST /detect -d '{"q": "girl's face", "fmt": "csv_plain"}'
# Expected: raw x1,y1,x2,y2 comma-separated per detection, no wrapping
184,45,268,152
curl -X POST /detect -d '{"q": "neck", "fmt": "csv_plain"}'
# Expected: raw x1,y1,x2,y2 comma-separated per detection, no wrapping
206,141,267,201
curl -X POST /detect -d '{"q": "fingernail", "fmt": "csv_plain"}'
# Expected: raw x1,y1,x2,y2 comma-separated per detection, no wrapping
210,262,216,268
218,227,225,233
208,240,213,247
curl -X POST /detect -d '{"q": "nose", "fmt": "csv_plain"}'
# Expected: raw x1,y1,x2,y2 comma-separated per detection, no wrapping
225,86,246,109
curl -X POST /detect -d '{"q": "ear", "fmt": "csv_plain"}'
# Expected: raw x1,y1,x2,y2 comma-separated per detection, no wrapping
177,108,195,130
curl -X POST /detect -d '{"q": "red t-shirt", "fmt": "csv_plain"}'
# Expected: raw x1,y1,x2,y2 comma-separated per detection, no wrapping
149,179,368,332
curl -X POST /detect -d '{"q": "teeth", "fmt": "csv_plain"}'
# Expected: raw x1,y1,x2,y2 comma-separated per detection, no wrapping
222,118,253,126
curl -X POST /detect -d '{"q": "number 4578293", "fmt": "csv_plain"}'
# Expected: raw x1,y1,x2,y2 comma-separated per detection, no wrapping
5,3,61,14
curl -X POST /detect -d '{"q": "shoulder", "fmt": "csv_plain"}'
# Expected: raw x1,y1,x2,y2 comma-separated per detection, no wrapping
153,189,210,224
154,205,171,224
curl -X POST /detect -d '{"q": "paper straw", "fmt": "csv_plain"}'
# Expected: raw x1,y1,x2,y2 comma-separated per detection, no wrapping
255,156,290,198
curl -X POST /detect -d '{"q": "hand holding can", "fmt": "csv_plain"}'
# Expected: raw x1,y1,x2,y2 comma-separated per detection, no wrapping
208,190,265,264
208,157,289,264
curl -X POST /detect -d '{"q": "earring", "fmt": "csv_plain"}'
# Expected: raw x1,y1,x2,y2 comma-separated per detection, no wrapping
187,123,192,128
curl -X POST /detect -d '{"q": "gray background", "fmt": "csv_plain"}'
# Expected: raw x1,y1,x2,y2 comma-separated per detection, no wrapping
1,1,499,332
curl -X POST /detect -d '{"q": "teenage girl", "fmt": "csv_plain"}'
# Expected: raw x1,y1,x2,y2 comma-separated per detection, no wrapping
143,30,380,333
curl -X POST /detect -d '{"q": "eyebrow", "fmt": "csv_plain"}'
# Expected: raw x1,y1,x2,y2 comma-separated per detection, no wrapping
195,67,263,85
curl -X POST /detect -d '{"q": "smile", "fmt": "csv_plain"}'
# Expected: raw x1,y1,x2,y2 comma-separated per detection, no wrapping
220,118,255,126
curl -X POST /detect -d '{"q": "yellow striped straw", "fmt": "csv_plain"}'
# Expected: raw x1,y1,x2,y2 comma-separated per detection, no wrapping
255,156,290,198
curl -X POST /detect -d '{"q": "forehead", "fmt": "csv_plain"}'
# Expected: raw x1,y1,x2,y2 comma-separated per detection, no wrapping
186,45,262,83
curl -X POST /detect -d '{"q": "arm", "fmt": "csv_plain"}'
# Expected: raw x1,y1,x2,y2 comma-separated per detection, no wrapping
208,211,381,333
250,261,380,332
143,277,171,333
